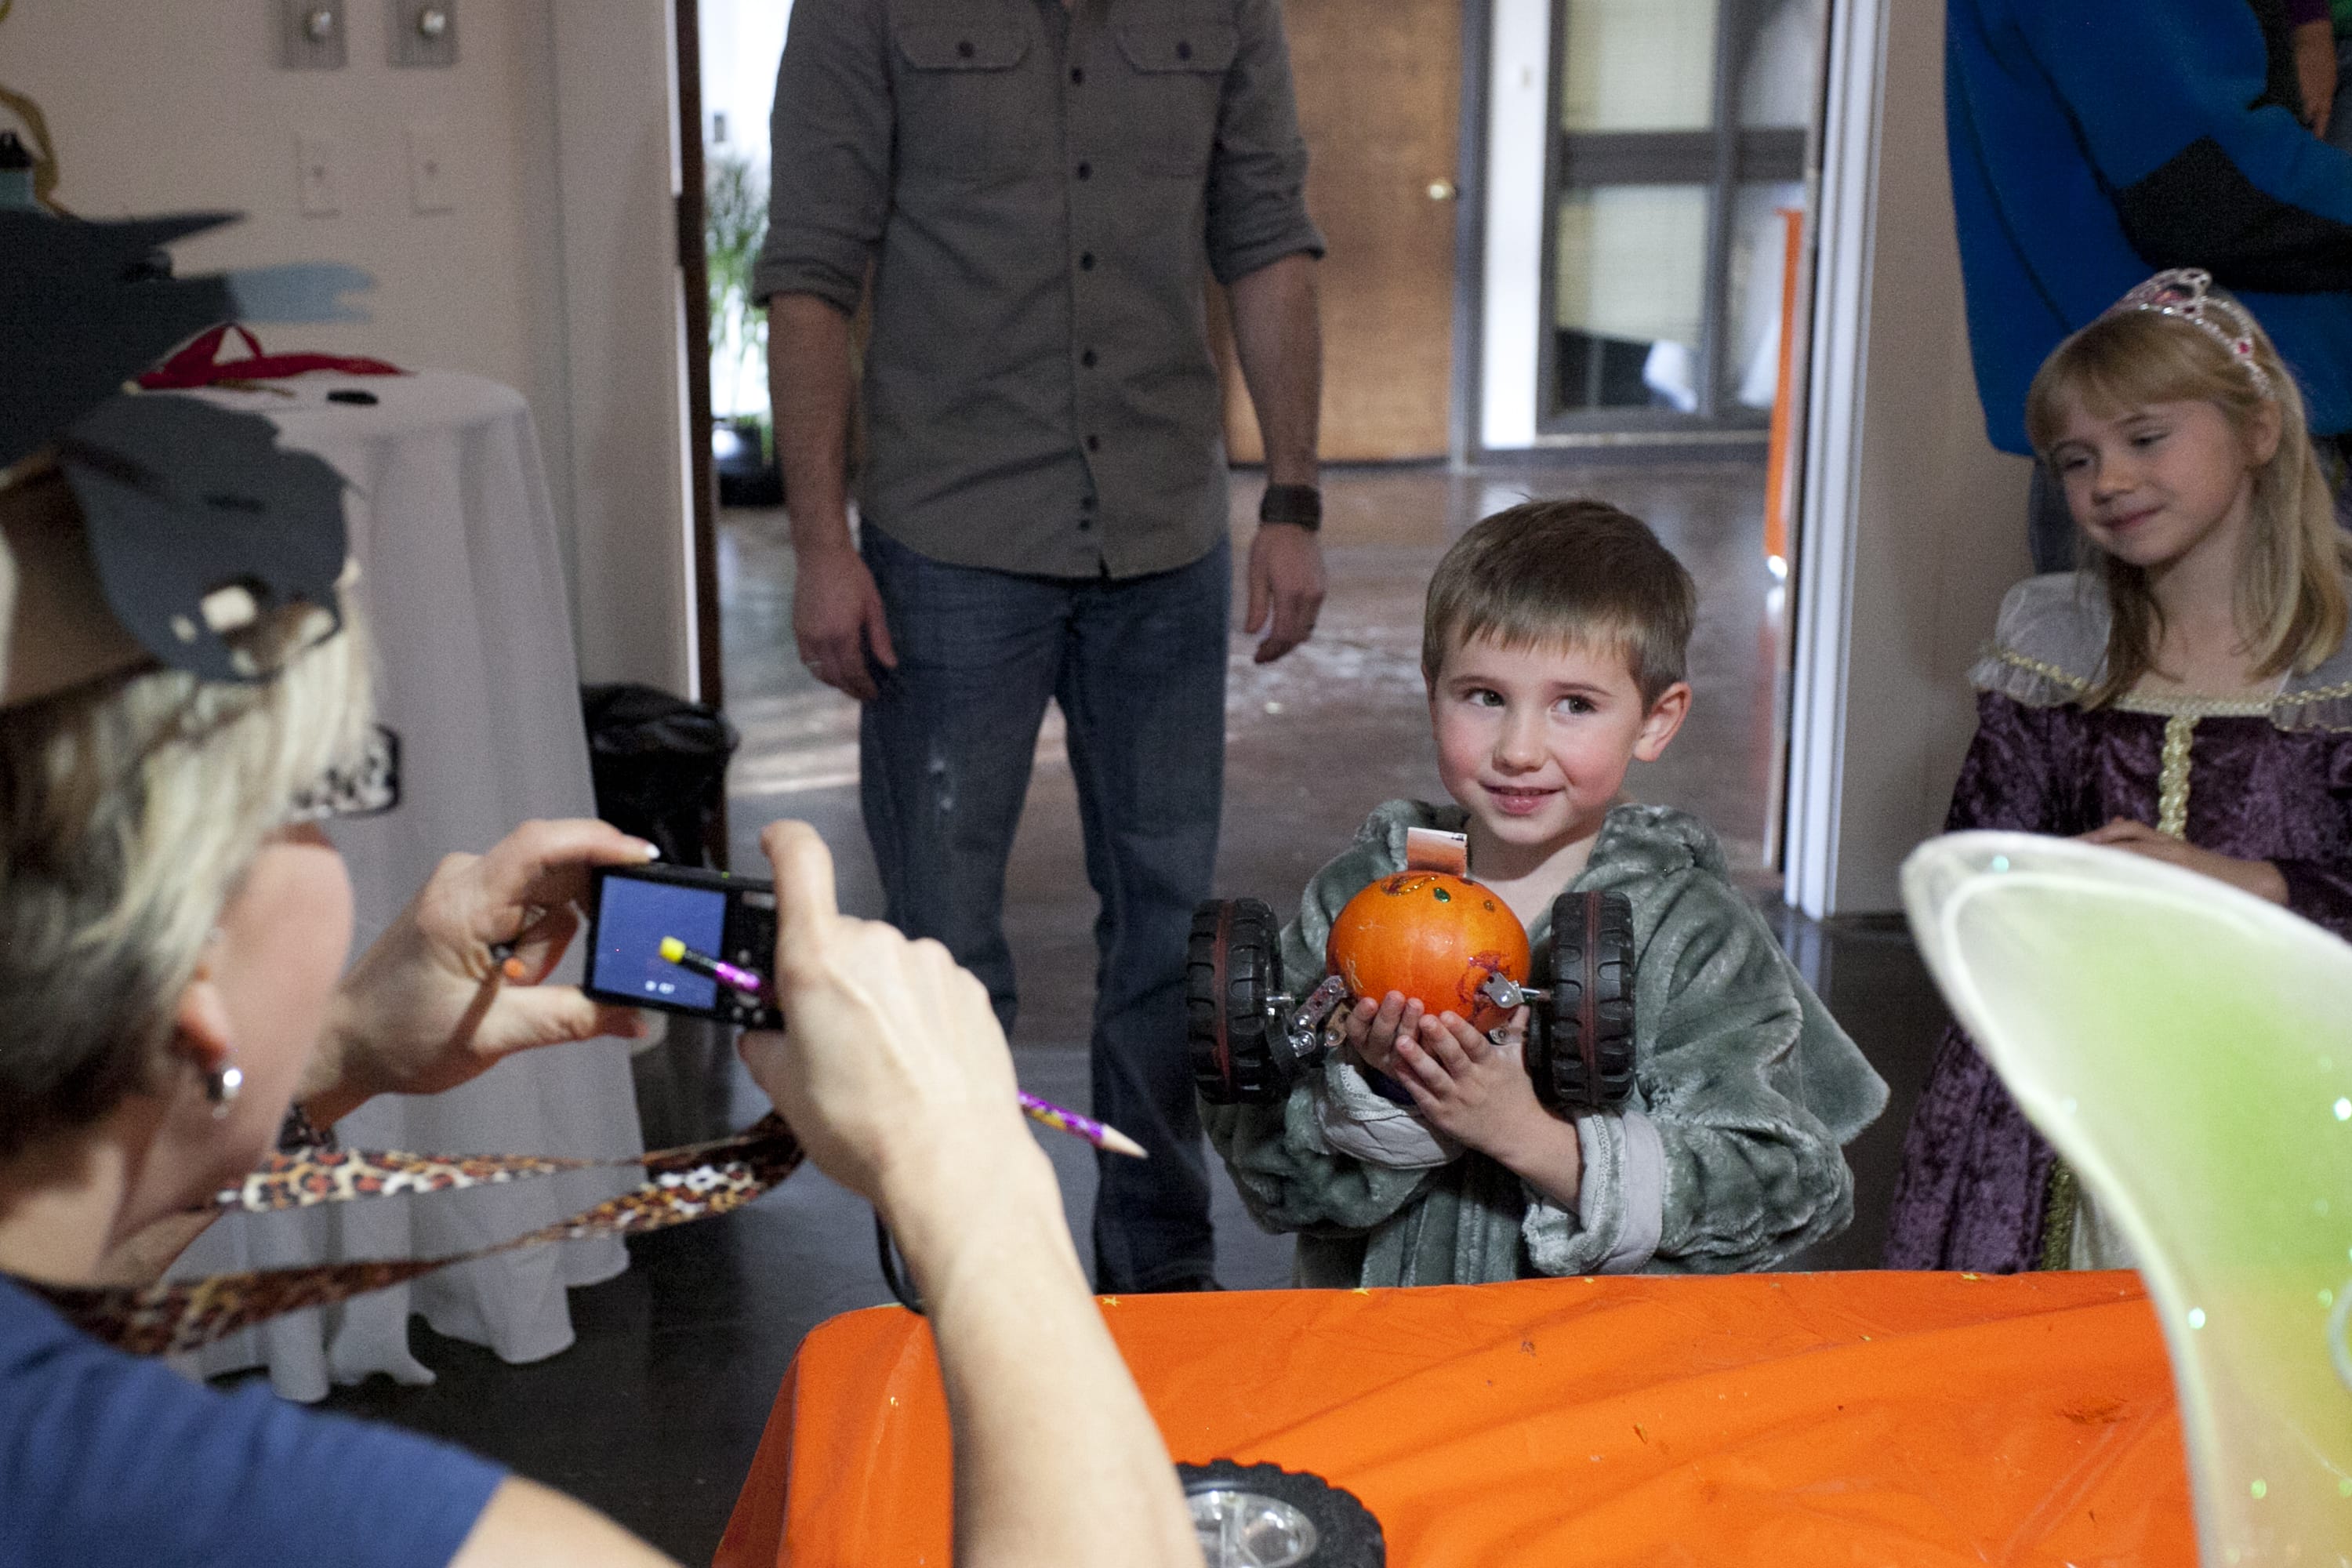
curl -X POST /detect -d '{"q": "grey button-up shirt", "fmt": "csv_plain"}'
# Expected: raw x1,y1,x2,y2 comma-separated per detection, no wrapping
754,0,1323,579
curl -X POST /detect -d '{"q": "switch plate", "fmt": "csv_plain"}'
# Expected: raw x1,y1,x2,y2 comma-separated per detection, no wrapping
296,135,342,217
407,125,455,214
279,0,347,69
389,0,458,67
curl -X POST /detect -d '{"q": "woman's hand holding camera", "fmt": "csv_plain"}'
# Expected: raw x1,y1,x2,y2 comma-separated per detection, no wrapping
735,822,1056,1265
299,818,659,1124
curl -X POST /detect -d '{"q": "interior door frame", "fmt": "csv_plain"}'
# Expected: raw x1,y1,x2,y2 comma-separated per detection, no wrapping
673,0,729,863
1534,0,1801,438
1447,0,1492,467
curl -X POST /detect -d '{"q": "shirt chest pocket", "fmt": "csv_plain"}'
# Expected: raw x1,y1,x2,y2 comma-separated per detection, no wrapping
893,18,1040,183
1114,21,1238,178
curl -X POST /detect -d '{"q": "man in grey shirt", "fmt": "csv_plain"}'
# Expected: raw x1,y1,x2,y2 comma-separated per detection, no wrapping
757,0,1327,1291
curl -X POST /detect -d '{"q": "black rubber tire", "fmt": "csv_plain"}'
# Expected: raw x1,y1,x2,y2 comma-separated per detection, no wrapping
1177,1458,1385,1567
1185,898,1287,1104
1530,890,1636,1112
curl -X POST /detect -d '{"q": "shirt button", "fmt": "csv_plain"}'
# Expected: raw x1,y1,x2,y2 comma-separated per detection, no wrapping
1076,161,1092,180
1087,434,1102,452
1078,517,1095,531
1080,494,1098,510
1079,252,1096,270
1070,66,1084,84
956,38,975,56
1081,348,1098,368
1175,39,1192,60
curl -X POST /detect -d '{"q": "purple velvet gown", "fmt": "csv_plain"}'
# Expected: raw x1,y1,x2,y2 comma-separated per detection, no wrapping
1882,603,2352,1272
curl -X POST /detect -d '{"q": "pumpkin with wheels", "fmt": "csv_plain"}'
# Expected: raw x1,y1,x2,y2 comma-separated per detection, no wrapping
1186,827,1639,1111
1323,870,1531,1033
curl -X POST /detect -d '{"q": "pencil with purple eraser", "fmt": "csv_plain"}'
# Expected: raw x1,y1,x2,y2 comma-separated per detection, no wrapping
656,936,1148,1160
1016,1091,1147,1160
658,935,766,996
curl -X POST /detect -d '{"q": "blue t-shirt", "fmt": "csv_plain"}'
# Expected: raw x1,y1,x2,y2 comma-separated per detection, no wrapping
1,1274,504,1567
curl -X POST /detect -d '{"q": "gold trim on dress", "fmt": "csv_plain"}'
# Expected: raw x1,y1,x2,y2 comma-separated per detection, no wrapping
1991,649,2089,693
2156,713,2195,838
2114,689,2275,720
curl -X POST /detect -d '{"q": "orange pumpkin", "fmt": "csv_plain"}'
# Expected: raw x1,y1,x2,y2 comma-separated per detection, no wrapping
1326,872,1530,1032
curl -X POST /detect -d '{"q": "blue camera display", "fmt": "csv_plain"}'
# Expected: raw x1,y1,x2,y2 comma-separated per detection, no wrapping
590,877,727,1011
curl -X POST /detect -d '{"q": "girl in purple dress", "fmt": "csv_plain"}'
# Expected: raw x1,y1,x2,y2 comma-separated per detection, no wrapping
1886,269,2352,1272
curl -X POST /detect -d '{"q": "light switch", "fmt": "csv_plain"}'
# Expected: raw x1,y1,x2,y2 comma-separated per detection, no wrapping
407,125,454,214
389,0,458,67
280,0,347,69
296,135,342,217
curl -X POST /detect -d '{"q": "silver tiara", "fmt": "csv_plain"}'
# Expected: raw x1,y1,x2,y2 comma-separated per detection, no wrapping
2103,268,2274,399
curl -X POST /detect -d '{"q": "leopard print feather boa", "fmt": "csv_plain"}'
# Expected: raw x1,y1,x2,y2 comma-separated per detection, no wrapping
26,1116,804,1356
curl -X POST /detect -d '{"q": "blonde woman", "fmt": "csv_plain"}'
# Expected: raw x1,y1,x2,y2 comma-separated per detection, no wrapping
0,473,1197,1563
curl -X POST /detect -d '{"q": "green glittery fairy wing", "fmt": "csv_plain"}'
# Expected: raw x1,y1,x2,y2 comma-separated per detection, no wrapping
1903,833,2352,1564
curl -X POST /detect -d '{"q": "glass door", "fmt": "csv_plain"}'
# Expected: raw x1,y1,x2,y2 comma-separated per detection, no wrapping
1541,0,1815,433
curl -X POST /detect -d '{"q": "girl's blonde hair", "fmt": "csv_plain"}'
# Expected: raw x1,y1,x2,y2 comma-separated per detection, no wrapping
2024,302,2350,706
0,487,374,1160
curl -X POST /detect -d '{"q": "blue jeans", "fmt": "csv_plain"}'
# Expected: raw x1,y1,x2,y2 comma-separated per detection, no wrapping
858,525,1229,1290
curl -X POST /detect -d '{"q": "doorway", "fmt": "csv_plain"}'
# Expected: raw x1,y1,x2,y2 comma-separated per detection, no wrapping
1538,0,1817,436
1220,0,1466,463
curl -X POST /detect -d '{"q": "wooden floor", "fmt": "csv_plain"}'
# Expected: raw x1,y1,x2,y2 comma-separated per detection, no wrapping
321,459,1954,1564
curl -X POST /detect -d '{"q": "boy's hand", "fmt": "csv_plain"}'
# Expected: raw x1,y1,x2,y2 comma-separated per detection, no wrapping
1391,1007,1583,1208
1341,990,1425,1078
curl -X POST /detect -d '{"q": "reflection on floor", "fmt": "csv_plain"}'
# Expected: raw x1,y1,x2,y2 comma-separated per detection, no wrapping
323,461,1954,1564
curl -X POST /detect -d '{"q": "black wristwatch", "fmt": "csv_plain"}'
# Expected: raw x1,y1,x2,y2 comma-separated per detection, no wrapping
1258,482,1323,531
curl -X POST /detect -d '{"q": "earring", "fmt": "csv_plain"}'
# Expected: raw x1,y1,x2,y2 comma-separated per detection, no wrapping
205,1062,244,1116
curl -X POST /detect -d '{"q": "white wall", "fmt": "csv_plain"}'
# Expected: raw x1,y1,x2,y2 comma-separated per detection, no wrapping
1783,0,2032,916
4,0,692,694
1479,0,1551,450
548,2,697,695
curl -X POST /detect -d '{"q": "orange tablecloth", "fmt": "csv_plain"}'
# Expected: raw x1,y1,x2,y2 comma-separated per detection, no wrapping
715,1271,2192,1566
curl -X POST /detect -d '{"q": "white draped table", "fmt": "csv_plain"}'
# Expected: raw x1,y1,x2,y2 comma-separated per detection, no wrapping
173,370,644,1402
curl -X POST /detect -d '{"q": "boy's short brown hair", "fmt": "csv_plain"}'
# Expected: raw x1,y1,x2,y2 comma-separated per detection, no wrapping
1421,499,1697,705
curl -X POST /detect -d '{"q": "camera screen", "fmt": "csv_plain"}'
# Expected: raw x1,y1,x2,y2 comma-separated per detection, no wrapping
592,876,728,1011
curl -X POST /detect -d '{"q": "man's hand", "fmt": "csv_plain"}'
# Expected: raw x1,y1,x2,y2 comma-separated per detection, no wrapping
1246,521,1324,663
301,819,659,1124
736,820,1036,1229
2078,818,2291,904
793,539,898,700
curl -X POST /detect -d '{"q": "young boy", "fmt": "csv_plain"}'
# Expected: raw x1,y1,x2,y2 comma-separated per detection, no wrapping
1206,500,1887,1288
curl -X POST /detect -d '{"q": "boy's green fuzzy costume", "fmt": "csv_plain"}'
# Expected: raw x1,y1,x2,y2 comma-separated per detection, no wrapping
1206,800,1889,1287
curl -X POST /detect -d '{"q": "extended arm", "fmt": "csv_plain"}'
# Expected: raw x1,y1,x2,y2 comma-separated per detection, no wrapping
757,0,898,699
2017,0,2352,289
1207,0,1327,663
742,822,1199,1567
768,294,897,699
2296,18,2338,136
1227,255,1321,490
1227,253,1327,665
